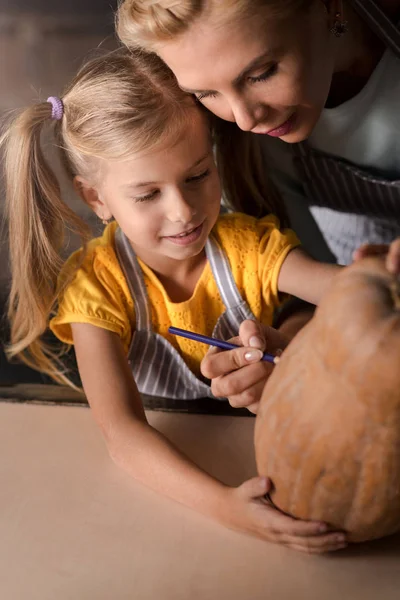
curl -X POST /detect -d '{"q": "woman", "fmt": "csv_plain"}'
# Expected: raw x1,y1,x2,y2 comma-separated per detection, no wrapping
117,0,400,409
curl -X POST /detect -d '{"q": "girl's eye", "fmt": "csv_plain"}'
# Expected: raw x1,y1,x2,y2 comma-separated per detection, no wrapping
248,63,278,84
187,169,210,183
135,190,158,203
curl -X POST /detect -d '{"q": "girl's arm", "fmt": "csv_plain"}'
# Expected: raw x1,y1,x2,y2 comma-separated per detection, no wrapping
277,248,341,306
71,323,226,519
280,239,400,304
71,322,345,553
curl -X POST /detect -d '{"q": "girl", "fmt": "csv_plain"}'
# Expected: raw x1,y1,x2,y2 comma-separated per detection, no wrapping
116,0,400,405
3,47,347,553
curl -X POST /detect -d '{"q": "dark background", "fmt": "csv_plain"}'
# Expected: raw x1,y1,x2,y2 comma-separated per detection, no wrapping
0,1,118,384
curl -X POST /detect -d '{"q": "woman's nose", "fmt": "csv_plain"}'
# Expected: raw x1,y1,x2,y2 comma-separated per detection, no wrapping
231,97,268,132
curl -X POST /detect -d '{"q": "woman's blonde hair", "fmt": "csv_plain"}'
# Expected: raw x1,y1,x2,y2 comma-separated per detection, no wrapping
116,0,296,228
2,47,206,385
116,0,311,50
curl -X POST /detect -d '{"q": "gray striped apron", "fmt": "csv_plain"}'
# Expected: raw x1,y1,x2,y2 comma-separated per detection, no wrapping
114,227,255,400
293,0,400,265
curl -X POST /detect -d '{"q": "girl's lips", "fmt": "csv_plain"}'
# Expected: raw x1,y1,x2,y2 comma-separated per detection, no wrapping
164,222,204,246
260,113,296,137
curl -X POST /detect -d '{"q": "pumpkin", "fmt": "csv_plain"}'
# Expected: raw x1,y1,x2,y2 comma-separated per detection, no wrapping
254,257,400,543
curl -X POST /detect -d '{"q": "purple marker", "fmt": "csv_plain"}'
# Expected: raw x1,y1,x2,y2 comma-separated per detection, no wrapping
168,326,280,365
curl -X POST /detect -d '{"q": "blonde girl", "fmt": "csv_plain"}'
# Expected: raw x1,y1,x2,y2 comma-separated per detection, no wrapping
3,47,346,553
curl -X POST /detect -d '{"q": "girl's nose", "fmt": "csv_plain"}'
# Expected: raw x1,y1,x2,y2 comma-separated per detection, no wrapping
166,190,196,223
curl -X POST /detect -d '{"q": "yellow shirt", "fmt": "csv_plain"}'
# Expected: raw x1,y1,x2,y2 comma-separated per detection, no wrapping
50,213,299,377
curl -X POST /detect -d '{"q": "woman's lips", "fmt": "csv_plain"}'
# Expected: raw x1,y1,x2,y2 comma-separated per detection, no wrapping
257,113,296,137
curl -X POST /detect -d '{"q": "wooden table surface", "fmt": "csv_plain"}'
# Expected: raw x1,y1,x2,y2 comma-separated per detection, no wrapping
1,401,399,600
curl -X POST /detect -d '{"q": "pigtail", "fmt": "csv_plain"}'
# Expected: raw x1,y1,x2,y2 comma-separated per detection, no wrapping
2,102,91,385
212,118,289,227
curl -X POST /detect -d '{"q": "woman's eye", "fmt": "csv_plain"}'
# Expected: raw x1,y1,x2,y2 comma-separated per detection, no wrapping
135,190,158,203
187,169,210,183
196,91,218,102
248,63,278,84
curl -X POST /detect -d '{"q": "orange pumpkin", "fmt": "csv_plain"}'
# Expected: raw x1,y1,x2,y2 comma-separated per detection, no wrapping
254,257,400,543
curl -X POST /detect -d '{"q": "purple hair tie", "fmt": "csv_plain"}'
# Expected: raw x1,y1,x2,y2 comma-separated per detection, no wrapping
47,96,64,121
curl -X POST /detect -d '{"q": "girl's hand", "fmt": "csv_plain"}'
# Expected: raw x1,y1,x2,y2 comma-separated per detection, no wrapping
222,477,347,554
201,319,290,414
353,239,400,275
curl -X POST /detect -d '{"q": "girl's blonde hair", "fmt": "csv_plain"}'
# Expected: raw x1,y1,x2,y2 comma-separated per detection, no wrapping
2,47,204,385
3,45,286,385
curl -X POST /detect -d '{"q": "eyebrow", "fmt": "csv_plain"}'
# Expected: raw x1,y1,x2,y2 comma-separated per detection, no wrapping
179,51,277,95
122,152,211,190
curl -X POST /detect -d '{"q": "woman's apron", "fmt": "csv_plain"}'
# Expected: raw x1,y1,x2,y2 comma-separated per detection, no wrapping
114,227,256,400
293,0,400,265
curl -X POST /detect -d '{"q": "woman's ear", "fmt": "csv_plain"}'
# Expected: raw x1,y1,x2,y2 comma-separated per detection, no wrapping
73,176,113,220
324,0,344,19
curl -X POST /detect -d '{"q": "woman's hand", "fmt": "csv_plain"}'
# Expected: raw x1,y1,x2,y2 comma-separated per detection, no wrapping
221,476,347,554
353,238,400,275
201,319,290,414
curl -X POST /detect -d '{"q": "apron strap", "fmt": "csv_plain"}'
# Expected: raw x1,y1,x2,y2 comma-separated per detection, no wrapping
114,227,152,332
348,0,400,57
205,233,245,311
115,226,248,330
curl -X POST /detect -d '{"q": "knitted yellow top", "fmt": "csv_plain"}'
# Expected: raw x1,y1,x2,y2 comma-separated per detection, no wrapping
50,213,299,376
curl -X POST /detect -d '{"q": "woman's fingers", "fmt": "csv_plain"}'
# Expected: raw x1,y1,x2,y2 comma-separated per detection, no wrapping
215,371,269,407
237,320,267,351
353,244,389,261
239,321,289,354
201,345,263,380
200,320,285,410
353,240,400,275
386,238,400,274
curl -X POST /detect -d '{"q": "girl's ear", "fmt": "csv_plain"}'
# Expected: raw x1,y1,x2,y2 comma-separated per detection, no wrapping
73,176,113,220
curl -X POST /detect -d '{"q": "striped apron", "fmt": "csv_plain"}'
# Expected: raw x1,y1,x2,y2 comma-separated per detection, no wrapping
114,227,256,400
293,0,400,265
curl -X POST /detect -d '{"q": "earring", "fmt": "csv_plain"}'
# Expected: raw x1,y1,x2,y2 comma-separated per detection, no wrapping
330,2,348,37
331,13,348,36
101,216,110,225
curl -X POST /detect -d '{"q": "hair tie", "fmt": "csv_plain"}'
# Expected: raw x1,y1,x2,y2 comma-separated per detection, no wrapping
47,96,64,121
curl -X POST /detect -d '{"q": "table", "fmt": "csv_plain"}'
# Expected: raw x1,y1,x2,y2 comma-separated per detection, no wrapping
1,401,399,599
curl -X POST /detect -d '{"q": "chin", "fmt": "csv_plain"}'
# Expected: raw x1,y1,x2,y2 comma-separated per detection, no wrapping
281,118,318,143
280,131,309,144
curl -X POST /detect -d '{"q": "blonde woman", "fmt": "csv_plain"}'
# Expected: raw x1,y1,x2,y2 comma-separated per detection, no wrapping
117,0,400,407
